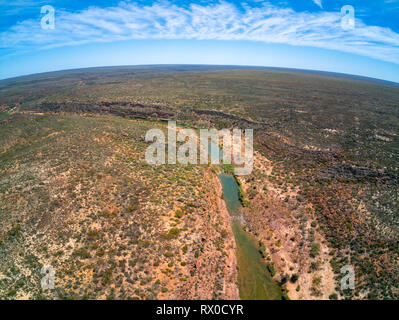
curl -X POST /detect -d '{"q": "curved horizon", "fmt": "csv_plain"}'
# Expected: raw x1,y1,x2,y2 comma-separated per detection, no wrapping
1,63,399,86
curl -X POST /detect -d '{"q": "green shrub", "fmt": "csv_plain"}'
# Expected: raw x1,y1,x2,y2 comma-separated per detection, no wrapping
175,210,183,218
329,293,338,300
161,228,181,240
311,221,317,228
7,289,17,297
8,224,21,237
310,243,320,258
266,262,276,277
73,248,91,259
290,274,299,283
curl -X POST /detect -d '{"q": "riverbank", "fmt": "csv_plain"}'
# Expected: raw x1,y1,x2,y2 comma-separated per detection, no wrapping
213,175,240,300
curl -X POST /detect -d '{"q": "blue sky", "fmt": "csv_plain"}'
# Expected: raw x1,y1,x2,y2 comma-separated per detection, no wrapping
1,0,399,82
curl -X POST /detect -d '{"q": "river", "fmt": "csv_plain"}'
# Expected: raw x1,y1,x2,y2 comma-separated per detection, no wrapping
218,173,282,300
198,131,282,299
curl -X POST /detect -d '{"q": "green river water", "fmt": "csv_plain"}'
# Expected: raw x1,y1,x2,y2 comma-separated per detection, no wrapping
218,174,282,300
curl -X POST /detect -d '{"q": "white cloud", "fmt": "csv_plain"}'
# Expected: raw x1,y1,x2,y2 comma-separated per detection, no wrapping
313,0,323,9
1,1,399,64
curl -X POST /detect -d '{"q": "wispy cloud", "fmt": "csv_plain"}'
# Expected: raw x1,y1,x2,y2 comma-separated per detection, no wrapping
0,0,54,16
313,0,323,9
1,1,399,64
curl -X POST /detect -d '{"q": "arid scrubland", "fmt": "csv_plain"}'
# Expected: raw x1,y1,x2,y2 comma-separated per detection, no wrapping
0,66,398,299
0,113,238,299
